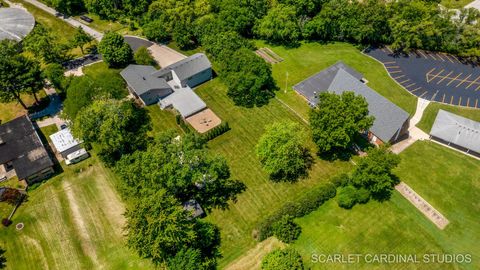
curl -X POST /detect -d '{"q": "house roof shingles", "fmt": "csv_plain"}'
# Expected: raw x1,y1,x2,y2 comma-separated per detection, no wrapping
152,53,211,82
293,61,410,143
120,65,171,96
0,115,53,179
430,110,480,153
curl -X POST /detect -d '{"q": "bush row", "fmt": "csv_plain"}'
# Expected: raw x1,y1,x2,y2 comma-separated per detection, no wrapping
201,122,230,141
175,114,194,134
256,181,336,241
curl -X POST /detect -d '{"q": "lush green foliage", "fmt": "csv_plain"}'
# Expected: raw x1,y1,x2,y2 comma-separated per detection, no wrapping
0,41,45,108
167,248,213,270
256,121,311,182
351,147,400,201
98,32,133,68
261,248,304,270
271,215,302,243
134,46,156,66
256,182,336,241
72,99,150,165
51,0,85,15
255,4,301,45
43,63,67,93
309,92,374,155
63,69,127,119
115,132,246,210
202,122,230,141
336,185,370,209
72,26,93,55
142,20,170,42
23,24,68,63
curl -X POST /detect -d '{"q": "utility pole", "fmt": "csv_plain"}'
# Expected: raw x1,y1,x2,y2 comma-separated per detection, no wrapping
285,71,289,93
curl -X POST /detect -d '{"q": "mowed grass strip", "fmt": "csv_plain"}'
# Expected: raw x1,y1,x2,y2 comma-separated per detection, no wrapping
292,141,479,269
193,79,352,267
0,157,154,270
257,41,417,117
417,102,480,133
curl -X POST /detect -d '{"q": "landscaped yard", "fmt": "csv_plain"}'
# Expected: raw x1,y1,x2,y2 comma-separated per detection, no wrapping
258,41,418,117
192,78,353,267
441,0,473,9
0,92,46,124
0,156,154,270
291,141,480,269
417,103,480,133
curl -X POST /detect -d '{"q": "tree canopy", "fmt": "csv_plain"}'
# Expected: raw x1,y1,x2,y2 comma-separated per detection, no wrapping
261,248,304,270
98,31,133,68
255,4,301,45
72,27,93,55
256,121,311,182
309,91,374,155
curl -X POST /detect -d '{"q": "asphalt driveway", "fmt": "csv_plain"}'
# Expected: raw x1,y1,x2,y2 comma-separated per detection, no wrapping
365,47,480,109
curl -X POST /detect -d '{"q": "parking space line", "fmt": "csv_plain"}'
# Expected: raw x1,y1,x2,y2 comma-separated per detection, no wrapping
418,50,428,59
475,84,480,91
381,48,387,53
442,53,455,63
389,70,402,74
405,83,416,88
427,69,444,83
442,94,446,103
476,99,479,108
393,75,405,80
435,53,445,61
431,90,439,101
467,98,470,107
385,47,394,54
427,52,437,60
437,71,453,84
466,75,480,89
450,96,454,104
384,61,396,65
399,79,410,84
419,91,428,98
458,97,462,106
451,55,462,64
386,66,400,69
446,73,463,86
456,74,472,88
411,87,421,93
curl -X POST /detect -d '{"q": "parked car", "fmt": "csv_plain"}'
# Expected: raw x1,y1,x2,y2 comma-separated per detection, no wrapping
55,12,64,18
60,124,68,130
80,15,93,23
65,149,89,165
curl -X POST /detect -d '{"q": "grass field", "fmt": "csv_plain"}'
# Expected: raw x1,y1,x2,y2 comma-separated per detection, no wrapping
0,92,47,123
192,79,353,267
144,105,183,136
0,156,154,270
417,103,480,133
441,0,473,9
292,141,480,269
258,41,418,117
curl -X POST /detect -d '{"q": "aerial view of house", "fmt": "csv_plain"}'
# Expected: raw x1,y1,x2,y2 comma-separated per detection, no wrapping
0,0,479,269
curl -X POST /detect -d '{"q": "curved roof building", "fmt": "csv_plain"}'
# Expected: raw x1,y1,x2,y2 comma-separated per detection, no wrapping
0,8,35,41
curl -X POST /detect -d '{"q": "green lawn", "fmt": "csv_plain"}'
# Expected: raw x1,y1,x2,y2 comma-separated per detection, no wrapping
258,41,418,117
441,0,473,9
73,13,125,33
292,141,480,269
38,124,59,144
0,92,47,124
417,103,480,133
191,79,353,267
144,105,183,136
0,156,154,270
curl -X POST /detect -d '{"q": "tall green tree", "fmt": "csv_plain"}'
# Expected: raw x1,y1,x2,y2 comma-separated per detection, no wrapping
256,121,311,182
0,246,6,269
23,24,66,63
351,146,400,201
134,46,156,65
255,4,301,45
52,0,85,15
72,99,150,165
72,27,93,55
309,91,374,155
43,63,66,93
98,31,133,67
261,248,304,270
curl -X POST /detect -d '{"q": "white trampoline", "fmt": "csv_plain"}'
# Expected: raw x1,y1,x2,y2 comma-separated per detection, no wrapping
0,8,35,41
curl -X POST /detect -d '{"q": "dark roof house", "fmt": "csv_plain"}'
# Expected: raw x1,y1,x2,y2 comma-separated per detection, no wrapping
0,115,54,183
430,110,480,157
293,61,410,143
120,53,212,118
182,199,205,219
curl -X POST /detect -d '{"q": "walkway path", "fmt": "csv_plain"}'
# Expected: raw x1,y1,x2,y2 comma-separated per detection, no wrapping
23,0,103,41
391,98,430,154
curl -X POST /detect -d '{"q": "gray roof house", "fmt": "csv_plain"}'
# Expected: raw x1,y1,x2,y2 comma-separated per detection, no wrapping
120,53,212,118
430,110,480,157
293,61,410,144
0,115,54,184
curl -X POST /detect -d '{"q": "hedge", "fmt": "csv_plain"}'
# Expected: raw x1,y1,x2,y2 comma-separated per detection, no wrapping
255,182,336,241
201,122,230,141
175,114,194,134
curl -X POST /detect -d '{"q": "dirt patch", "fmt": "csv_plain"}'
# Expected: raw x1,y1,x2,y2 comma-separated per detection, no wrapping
64,67,84,77
255,48,284,64
63,181,102,267
148,44,186,68
185,108,222,134
224,237,286,270
396,182,449,229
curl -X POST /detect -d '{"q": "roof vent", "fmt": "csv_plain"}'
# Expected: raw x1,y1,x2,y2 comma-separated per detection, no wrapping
142,77,146,80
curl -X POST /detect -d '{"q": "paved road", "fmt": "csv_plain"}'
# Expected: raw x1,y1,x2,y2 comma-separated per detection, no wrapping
23,0,103,41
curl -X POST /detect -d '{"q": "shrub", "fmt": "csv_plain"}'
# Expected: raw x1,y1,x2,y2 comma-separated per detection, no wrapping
271,215,301,243
1,219,12,227
337,186,358,209
134,46,156,66
256,182,336,241
202,122,230,141
262,248,304,270
356,188,371,204
331,173,351,188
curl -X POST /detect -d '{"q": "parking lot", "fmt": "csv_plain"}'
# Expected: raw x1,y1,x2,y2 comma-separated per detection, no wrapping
365,47,480,108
